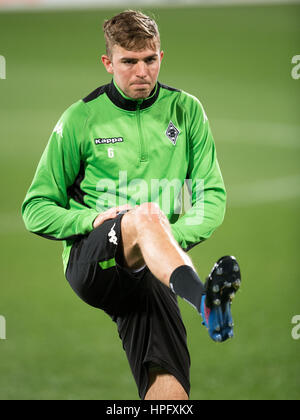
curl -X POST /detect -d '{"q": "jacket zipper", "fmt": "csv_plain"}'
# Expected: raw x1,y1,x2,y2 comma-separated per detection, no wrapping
136,101,148,162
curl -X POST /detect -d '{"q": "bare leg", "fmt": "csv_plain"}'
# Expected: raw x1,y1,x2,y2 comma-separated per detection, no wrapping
120,202,195,287
145,371,189,400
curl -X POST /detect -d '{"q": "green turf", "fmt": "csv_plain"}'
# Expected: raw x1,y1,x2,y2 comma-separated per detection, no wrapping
0,4,299,400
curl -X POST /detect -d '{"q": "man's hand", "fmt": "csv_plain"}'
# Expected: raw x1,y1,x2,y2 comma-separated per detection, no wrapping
93,204,132,229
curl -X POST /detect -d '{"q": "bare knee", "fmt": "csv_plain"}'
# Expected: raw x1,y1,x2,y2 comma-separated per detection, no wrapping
120,202,161,269
124,202,170,237
120,203,171,270
134,202,171,232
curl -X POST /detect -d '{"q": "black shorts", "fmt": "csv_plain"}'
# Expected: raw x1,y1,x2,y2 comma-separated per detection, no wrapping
66,212,191,399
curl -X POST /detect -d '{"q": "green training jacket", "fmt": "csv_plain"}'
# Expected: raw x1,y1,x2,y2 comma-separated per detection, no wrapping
22,79,226,272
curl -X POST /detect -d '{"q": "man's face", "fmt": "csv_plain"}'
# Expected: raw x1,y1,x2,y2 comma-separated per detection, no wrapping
102,43,164,99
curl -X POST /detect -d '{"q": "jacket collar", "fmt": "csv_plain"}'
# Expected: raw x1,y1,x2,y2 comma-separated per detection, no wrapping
106,79,160,111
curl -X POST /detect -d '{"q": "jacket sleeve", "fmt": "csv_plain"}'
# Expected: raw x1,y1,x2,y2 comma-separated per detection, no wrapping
21,101,98,240
171,95,226,250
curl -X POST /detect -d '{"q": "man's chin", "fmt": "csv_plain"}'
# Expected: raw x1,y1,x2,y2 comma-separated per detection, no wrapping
128,85,153,99
131,89,150,99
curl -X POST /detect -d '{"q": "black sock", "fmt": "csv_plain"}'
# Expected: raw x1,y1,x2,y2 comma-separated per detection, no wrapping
169,265,205,313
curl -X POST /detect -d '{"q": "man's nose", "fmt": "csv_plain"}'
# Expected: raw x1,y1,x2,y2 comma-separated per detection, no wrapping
135,61,147,78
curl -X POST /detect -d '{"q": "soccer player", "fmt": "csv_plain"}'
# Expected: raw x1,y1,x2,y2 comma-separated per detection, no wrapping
22,10,241,400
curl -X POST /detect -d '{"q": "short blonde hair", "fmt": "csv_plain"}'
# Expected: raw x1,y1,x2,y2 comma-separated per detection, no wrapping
103,10,160,58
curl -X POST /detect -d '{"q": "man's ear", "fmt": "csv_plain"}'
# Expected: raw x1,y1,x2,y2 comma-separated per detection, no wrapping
101,55,114,75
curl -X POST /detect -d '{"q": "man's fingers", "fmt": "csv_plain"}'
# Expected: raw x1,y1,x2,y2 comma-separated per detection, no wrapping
93,209,116,228
93,204,133,229
115,204,132,213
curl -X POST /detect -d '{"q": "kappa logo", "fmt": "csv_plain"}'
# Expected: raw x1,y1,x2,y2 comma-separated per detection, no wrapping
95,137,124,145
166,121,180,145
108,223,118,245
